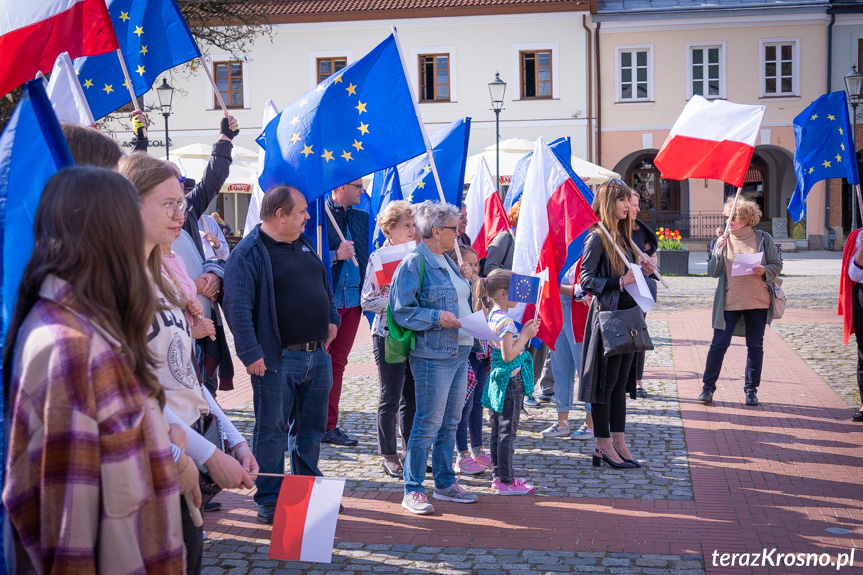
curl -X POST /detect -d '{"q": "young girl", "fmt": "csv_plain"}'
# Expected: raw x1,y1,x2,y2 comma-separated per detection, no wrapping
455,245,492,474
479,269,541,494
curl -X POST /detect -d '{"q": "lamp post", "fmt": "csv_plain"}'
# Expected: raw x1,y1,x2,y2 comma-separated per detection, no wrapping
845,65,863,229
156,78,175,160
488,72,507,197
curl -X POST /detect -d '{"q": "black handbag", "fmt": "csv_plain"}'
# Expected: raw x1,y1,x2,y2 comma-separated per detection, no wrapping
597,305,654,356
195,413,227,505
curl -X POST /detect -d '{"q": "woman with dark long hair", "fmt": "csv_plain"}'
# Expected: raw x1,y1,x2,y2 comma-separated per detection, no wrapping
3,166,185,573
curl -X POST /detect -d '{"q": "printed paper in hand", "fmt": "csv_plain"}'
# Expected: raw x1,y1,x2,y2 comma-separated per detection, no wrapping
458,310,503,342
624,264,655,313
731,252,763,277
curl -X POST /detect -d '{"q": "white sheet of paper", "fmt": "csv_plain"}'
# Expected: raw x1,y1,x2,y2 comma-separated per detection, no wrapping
731,252,764,277
458,310,502,342
624,264,655,313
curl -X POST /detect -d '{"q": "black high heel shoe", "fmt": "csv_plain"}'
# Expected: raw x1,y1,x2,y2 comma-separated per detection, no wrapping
592,449,637,469
613,449,642,468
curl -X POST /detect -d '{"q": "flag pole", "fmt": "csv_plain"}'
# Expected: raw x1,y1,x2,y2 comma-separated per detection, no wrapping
856,184,863,229
114,49,147,137
390,25,464,266
628,239,669,289
324,202,359,267
200,57,230,117
724,186,743,236
598,221,663,288
533,270,545,322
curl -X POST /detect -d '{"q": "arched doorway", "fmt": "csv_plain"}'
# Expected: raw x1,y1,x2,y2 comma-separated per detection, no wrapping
613,149,685,233
723,146,796,237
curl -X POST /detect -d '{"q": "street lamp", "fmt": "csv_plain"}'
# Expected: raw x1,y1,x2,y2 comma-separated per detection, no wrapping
488,72,507,197
156,78,175,160
845,65,863,229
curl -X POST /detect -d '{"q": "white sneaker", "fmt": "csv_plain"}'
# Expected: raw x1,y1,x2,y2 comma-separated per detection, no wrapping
402,492,434,514
570,423,594,439
540,421,570,438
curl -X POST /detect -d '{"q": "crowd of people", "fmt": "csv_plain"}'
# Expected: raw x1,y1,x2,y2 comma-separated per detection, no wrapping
2,114,801,570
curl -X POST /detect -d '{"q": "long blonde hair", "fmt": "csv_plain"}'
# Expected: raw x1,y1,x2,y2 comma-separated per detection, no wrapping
591,179,633,275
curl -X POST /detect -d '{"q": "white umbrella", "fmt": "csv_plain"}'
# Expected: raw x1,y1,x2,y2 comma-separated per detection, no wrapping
165,143,259,161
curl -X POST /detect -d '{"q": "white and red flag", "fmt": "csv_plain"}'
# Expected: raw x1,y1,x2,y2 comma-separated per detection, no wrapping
654,95,766,188
45,52,95,126
0,0,119,97
511,138,599,349
371,241,416,286
464,156,510,258
270,476,345,563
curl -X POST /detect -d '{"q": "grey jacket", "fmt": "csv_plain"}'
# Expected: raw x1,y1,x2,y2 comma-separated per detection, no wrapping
708,229,783,335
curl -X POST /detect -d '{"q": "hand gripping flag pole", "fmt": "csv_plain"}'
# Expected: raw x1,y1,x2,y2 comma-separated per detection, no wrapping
324,202,360,267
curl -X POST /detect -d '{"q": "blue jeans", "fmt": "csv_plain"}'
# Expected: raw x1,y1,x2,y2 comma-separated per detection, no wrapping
702,308,768,393
404,345,471,494
250,347,332,506
551,298,583,413
456,354,489,452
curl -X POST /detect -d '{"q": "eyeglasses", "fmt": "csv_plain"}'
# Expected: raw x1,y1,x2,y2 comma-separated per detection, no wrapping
144,197,187,217
345,183,364,190
437,226,458,232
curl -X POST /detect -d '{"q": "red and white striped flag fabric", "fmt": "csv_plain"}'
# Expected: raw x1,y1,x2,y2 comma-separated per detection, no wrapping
370,241,416,286
0,0,119,97
270,476,345,563
464,156,510,258
654,95,766,188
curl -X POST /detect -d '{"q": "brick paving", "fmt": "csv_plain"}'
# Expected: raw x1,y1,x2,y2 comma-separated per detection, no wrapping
204,275,863,574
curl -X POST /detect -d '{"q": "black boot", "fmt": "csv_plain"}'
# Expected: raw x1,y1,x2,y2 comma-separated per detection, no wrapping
745,389,758,406
697,390,714,404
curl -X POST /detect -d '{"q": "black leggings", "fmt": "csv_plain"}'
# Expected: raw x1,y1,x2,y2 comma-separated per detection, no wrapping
592,352,635,439
853,283,863,405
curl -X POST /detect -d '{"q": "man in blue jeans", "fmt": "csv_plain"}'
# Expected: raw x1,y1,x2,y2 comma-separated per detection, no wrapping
223,186,340,524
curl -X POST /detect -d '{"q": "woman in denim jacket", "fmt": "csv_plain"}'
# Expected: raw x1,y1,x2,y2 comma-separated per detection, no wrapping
390,201,479,515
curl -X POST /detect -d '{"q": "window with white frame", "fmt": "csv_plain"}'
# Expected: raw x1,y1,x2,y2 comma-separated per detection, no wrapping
688,43,724,99
617,46,652,102
761,39,798,97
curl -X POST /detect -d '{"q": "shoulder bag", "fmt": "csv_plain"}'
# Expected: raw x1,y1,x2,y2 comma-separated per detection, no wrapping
385,257,425,364
771,276,786,319
597,303,654,356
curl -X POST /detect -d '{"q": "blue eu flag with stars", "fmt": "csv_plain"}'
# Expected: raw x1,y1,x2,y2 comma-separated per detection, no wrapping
74,0,200,121
396,117,471,206
789,91,859,223
508,273,540,304
257,33,427,202
369,167,403,250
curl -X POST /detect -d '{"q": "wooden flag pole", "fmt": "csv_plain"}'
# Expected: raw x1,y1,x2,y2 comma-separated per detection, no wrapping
628,239,669,289
184,494,203,527
724,186,743,236
856,184,863,228
533,270,545,322
199,215,218,248
200,58,230,116
114,49,147,138
324,203,360,267
596,221,666,289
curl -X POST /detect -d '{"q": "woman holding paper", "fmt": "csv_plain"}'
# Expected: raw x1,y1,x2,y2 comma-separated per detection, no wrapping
362,200,418,478
579,179,656,469
698,196,782,407
390,201,478,515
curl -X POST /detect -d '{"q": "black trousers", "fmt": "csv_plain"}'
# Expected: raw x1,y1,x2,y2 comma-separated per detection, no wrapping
627,351,646,385
489,371,524,484
702,308,768,393
372,334,416,456
181,495,203,575
852,283,863,405
592,352,634,439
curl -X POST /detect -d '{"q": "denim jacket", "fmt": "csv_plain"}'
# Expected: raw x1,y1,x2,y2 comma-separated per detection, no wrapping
389,240,472,359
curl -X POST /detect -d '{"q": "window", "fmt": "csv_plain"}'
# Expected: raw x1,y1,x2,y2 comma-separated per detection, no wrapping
317,57,346,84
214,61,244,108
761,39,798,97
520,51,552,99
617,46,652,102
688,43,724,99
418,54,450,102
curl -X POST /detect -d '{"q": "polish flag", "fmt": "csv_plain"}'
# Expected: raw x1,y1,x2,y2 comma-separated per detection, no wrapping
464,156,510,258
45,52,96,126
654,95,766,188
270,476,345,563
511,138,599,349
370,241,416,286
0,0,119,97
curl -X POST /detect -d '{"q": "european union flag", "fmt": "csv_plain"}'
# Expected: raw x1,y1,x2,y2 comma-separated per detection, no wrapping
74,0,200,120
396,117,471,206
508,273,540,304
369,167,403,250
257,33,427,202
789,91,859,222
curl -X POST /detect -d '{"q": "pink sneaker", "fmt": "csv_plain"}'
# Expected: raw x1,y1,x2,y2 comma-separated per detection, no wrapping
498,478,536,495
456,455,485,475
491,476,526,491
474,451,492,468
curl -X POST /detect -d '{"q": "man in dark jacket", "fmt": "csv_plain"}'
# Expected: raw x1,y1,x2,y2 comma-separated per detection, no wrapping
323,179,369,447
223,186,340,524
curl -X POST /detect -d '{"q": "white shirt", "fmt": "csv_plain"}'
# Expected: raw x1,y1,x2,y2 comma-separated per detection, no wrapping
199,214,230,260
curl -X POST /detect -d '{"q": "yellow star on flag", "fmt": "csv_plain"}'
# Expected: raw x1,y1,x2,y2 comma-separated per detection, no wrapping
300,98,308,108
316,84,324,93
134,25,144,37
290,132,300,144
123,79,129,88
355,101,367,114
83,79,93,89
140,45,148,56
842,143,846,151
321,149,334,162
823,159,832,168
334,75,343,84
808,167,815,174
290,115,300,127
810,114,818,121
828,114,836,121
346,83,357,96
136,65,145,76
301,144,314,158
352,139,364,151
417,181,426,189
840,127,844,135
119,11,130,22
103,84,113,94
837,154,842,162
422,165,431,173
405,192,414,202
358,122,369,135
341,150,353,162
